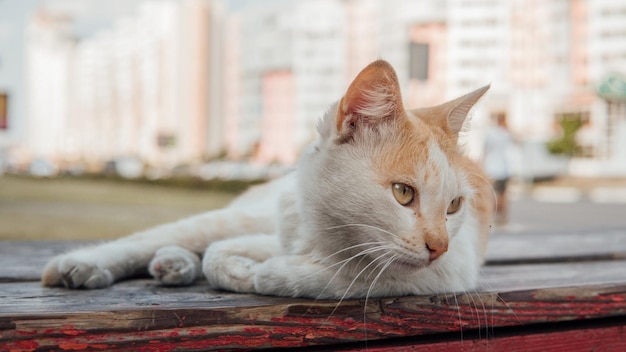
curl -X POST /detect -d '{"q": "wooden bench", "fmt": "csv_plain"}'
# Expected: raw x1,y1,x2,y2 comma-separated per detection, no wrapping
2,231,626,351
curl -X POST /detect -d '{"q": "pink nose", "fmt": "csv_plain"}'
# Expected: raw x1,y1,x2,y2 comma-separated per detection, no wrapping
426,242,447,261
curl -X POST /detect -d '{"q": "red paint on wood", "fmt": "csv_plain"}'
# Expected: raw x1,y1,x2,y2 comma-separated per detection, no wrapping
346,324,626,352
58,342,110,350
9,340,39,350
61,329,87,336
2,286,626,350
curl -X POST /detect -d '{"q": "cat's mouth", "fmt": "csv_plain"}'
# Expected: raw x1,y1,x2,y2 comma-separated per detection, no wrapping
393,255,429,270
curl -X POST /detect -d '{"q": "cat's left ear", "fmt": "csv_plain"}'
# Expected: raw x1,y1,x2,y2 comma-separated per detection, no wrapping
336,60,404,141
437,85,490,142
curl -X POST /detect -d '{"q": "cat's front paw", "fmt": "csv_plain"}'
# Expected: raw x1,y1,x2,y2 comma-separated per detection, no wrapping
254,257,298,297
254,256,337,298
42,254,114,289
203,253,257,293
202,234,282,294
149,246,201,286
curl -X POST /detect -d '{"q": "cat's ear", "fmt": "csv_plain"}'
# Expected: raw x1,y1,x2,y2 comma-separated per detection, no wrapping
336,60,404,140
438,85,490,141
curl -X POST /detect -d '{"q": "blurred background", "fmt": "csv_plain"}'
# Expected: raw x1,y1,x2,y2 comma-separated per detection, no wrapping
1,0,626,240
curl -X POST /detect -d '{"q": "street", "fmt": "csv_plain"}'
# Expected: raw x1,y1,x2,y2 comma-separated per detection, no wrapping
500,197,626,234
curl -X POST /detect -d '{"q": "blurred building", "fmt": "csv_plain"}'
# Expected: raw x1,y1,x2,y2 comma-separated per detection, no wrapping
15,0,626,176
574,0,626,175
227,0,346,164
23,12,71,162
23,0,224,170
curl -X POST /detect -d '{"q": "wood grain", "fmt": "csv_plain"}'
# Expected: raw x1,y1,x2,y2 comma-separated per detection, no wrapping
330,323,626,352
2,282,625,350
0,240,98,282
1,230,626,350
486,230,626,264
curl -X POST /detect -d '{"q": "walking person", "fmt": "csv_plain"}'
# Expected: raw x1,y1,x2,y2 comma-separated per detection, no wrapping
483,113,515,226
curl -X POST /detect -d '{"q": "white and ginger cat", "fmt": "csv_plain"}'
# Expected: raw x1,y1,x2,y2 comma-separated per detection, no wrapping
42,60,493,299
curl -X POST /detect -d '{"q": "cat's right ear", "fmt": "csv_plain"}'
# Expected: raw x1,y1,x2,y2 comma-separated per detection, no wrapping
336,60,404,141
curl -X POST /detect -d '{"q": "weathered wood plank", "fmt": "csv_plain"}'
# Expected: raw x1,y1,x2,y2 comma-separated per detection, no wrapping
2,232,626,350
329,322,626,352
2,230,626,281
1,283,625,350
0,240,98,282
486,230,626,264
481,260,626,292
1,259,626,315
0,280,291,314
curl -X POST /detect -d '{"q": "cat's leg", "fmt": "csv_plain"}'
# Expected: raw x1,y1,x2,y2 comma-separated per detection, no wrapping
41,240,158,289
42,174,294,289
202,234,282,293
149,246,202,286
42,208,277,289
253,255,343,299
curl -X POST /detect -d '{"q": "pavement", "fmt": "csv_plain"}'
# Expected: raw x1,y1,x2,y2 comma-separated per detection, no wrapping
494,177,626,235
510,177,626,204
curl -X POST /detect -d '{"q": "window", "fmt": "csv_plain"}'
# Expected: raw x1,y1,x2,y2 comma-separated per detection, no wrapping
409,42,429,81
157,133,176,148
0,93,7,130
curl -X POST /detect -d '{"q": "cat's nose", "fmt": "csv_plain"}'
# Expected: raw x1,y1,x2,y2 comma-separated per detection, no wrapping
426,242,448,262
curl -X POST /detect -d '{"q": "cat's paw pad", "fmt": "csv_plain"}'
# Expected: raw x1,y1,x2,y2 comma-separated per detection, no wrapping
203,255,257,293
149,246,200,286
55,257,114,289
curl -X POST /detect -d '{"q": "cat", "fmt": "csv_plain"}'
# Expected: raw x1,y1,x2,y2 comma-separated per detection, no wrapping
42,60,493,299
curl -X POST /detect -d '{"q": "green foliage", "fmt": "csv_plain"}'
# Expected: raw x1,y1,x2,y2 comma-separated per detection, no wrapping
546,116,582,156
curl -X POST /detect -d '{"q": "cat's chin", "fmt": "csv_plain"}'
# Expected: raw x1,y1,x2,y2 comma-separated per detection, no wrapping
393,256,429,271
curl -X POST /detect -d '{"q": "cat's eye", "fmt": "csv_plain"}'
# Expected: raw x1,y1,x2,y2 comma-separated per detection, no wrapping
392,183,415,206
447,197,463,215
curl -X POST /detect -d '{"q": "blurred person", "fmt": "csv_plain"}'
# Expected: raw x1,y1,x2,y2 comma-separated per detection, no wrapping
483,113,515,225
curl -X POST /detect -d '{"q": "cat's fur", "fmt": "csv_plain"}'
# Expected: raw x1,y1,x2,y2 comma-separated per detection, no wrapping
42,60,493,299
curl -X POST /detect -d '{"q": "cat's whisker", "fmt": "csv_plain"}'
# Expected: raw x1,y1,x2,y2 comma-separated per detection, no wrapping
432,265,466,344
451,291,464,344
327,250,394,319
364,254,397,301
474,288,491,343
362,254,397,347
478,276,522,327
266,245,396,300
285,243,392,288
313,245,396,301
324,223,403,240
256,245,396,300
465,287,492,344
313,241,389,265
465,291,484,340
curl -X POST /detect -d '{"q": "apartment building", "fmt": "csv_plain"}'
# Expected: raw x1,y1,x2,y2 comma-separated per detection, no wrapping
23,0,223,169
585,1,626,164
24,12,75,162
16,0,626,175
227,0,346,164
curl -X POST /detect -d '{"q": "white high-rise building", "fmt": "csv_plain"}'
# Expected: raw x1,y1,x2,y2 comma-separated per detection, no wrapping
227,0,346,164
17,0,626,176
24,12,75,162
23,0,224,170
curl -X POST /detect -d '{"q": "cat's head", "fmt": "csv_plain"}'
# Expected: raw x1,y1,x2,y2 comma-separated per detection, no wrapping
298,60,491,273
